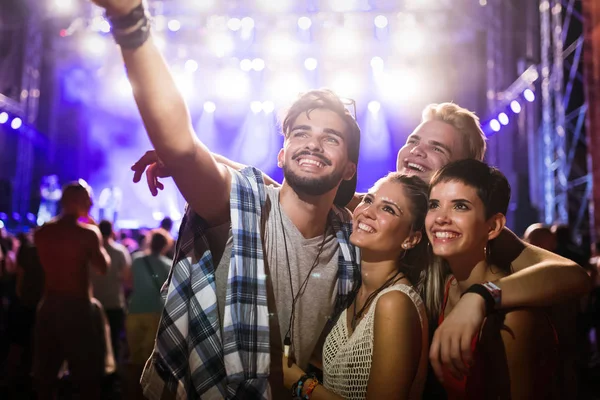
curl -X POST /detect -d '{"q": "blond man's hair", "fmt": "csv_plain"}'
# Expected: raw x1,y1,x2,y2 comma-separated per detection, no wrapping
421,103,487,161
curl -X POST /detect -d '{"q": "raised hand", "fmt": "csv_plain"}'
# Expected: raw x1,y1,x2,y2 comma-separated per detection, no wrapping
131,150,171,196
89,0,141,17
429,292,486,382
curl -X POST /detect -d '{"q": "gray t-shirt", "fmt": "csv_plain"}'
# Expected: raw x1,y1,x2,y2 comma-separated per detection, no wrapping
208,185,341,395
91,241,131,309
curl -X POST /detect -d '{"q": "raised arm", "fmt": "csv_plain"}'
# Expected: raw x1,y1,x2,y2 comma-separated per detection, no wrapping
98,0,230,224
131,149,280,196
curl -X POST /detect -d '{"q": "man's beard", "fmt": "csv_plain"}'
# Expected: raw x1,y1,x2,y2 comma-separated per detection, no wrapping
283,164,344,196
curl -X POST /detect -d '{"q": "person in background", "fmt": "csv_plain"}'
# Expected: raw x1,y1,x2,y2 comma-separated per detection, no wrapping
92,220,132,364
523,223,557,252
126,231,170,400
2,232,44,396
552,224,589,268
33,183,111,400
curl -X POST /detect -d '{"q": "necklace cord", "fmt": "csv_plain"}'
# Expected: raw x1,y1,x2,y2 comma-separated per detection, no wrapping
277,194,329,357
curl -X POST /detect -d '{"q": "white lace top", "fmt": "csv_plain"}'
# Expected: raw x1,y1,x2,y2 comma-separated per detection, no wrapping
322,284,429,400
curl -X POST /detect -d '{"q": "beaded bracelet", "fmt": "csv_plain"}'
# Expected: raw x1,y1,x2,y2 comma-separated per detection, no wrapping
303,378,319,399
291,373,318,399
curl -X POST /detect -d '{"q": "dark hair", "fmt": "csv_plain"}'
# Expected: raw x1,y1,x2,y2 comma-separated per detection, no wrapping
429,159,511,219
60,182,91,206
282,89,360,163
150,231,168,255
381,172,430,288
98,220,113,238
160,217,173,232
281,89,361,207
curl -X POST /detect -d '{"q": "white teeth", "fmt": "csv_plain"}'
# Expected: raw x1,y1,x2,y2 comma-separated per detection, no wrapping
435,231,459,239
407,162,426,172
358,222,375,233
298,158,324,168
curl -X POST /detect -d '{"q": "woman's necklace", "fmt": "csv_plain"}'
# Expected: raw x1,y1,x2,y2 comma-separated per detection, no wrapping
351,272,405,331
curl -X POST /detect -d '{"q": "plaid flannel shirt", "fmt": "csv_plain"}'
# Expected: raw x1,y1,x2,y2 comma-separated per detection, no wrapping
141,167,360,399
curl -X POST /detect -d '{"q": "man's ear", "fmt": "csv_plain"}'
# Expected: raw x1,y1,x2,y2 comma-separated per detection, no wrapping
402,231,422,249
343,162,357,181
487,213,506,241
277,149,284,168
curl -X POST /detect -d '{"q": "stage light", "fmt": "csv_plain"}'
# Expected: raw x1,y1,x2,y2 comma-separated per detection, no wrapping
262,101,275,113
498,112,509,125
331,72,363,98
250,101,263,114
99,19,111,33
241,17,255,30
27,213,35,222
327,28,362,57
380,70,418,100
266,73,309,103
257,0,292,12
82,35,106,57
152,211,164,221
298,17,312,30
167,20,181,32
479,0,487,5
153,35,166,51
329,0,360,12
490,119,501,132
117,77,133,96
0,220,3,229
0,112,8,124
208,32,234,58
215,68,251,100
240,59,253,71
266,35,298,59
510,100,522,114
252,58,266,71
51,0,76,15
11,118,22,130
374,15,388,29
524,89,535,102
204,101,216,113
228,18,242,31
185,59,199,72
368,101,381,114
173,73,194,99
393,30,425,54
370,56,384,73
304,58,318,71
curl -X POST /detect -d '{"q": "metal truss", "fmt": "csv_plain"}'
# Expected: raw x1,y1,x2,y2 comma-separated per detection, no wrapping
540,0,589,241
10,13,43,221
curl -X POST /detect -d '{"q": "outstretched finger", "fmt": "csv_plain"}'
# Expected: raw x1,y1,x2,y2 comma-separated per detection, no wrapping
147,164,159,196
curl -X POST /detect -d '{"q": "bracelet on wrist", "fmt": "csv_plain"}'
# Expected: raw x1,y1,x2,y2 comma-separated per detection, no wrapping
462,281,501,315
106,3,151,49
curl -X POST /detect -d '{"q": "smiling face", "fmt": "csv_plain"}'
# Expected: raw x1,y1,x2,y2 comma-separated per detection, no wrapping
425,180,494,270
278,108,356,197
396,120,467,181
350,178,421,260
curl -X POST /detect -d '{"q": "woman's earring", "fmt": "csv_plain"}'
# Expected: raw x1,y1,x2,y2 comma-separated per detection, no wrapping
402,243,409,249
